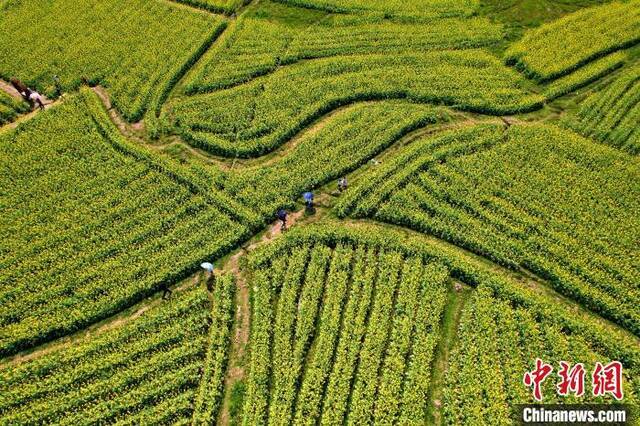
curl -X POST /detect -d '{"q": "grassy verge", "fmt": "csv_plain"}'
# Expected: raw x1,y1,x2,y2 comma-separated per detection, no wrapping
426,281,472,425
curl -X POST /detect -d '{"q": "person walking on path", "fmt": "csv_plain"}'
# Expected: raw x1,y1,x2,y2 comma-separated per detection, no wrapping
161,282,172,300
277,208,288,231
29,91,45,110
206,272,216,292
201,262,215,292
53,75,62,98
303,192,314,213
338,177,348,192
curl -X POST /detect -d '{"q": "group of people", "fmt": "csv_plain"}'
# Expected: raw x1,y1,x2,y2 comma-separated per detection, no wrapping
276,176,349,230
161,177,351,301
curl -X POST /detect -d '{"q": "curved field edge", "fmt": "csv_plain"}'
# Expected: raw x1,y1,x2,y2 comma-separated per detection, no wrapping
165,50,545,158
247,222,640,370
334,122,640,335
0,0,228,123
504,0,640,82
0,283,235,424
0,90,261,358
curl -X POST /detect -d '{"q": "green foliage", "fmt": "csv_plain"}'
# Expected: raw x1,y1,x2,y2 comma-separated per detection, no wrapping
505,0,640,81
271,0,479,19
173,0,248,14
338,123,640,334
0,287,212,424
480,0,611,30
245,223,640,422
168,50,543,157
193,274,236,424
242,232,449,424
335,124,506,220
543,51,626,100
565,60,640,154
225,101,444,216
0,0,226,121
0,93,255,356
0,91,29,125
443,285,638,424
186,0,503,92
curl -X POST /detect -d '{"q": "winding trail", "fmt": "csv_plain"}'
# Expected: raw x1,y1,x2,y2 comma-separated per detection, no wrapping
92,86,145,139
0,80,23,99
217,207,306,425
0,6,637,422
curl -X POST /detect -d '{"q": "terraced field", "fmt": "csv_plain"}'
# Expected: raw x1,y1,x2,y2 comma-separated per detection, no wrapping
566,61,640,154
0,0,638,424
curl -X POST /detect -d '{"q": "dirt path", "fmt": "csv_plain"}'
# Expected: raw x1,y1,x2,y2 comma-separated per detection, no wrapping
1,276,198,367
0,80,23,99
0,101,57,133
150,138,234,170
92,86,145,138
426,282,472,425
0,79,57,132
217,207,306,425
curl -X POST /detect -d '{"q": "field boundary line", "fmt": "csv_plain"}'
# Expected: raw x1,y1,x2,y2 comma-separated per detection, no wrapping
426,282,472,425
0,276,199,367
163,0,233,16
217,207,307,425
342,218,640,345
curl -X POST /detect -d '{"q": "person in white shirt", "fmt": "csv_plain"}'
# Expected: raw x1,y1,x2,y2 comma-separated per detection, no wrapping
29,91,45,110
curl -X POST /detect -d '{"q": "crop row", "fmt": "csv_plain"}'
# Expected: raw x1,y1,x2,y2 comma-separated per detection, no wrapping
542,51,626,101
186,1,502,93
293,244,354,424
225,101,444,216
267,247,312,424
443,285,638,425
192,274,237,424
374,261,448,424
346,250,403,424
0,287,213,424
0,93,255,356
396,263,449,423
505,0,640,82
168,50,544,157
319,246,377,425
0,0,225,121
335,124,506,220
244,223,640,423
0,91,29,125
173,0,247,14
339,122,640,334
241,234,450,424
566,61,640,155
249,223,640,370
270,0,479,19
